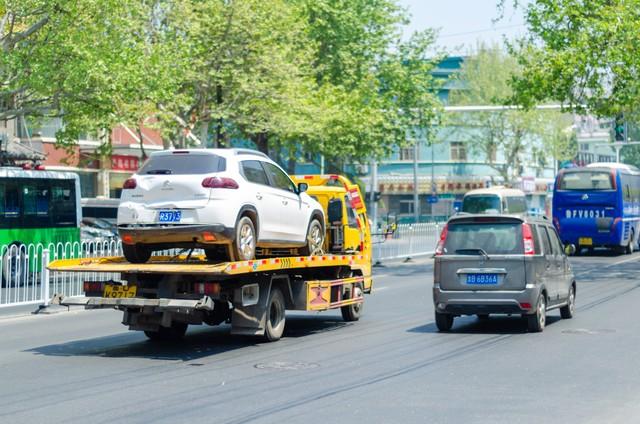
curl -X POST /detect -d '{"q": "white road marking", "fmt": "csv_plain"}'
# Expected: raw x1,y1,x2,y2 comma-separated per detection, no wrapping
605,255,640,268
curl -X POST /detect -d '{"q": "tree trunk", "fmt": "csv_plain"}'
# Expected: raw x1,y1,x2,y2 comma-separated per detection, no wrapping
252,133,269,154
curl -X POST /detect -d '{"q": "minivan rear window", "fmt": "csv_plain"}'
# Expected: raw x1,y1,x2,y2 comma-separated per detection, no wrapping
139,154,226,175
558,170,614,191
462,195,500,214
444,221,523,255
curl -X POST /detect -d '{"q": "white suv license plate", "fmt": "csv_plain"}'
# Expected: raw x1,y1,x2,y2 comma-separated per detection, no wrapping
466,273,498,285
158,210,182,223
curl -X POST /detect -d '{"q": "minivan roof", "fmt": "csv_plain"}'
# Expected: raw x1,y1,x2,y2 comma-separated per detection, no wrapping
463,187,526,197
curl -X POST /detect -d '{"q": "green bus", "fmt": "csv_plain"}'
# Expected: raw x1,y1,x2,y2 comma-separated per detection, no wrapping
1,168,81,285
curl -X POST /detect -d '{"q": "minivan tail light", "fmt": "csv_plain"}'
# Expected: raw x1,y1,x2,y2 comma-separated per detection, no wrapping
522,223,535,255
201,177,239,189
435,224,448,256
123,178,137,189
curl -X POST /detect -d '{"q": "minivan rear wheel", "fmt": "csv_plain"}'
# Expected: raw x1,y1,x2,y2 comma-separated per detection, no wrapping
435,311,454,332
527,293,546,332
560,285,576,319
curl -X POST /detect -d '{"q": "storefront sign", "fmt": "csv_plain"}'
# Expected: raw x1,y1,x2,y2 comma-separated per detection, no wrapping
111,155,139,171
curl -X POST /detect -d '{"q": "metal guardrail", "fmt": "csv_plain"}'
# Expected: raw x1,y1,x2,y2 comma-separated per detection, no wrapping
1,224,442,308
371,222,441,263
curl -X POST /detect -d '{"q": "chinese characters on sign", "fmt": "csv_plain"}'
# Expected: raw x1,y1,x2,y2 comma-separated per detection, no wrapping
111,155,139,171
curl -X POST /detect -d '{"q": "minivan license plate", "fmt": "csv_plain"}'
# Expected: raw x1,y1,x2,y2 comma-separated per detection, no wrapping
158,210,181,223
466,273,498,285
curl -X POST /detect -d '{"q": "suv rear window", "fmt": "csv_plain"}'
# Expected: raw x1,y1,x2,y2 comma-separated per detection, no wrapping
444,221,524,255
462,195,500,213
139,154,226,175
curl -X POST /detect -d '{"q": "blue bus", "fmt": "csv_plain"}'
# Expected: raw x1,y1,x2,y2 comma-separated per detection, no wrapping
553,163,640,254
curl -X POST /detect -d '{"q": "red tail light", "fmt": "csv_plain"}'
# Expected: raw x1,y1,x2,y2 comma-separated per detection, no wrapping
611,170,617,190
612,217,622,230
202,177,239,189
123,178,137,189
21,163,32,170
194,282,220,296
83,281,104,293
35,164,46,170
522,223,535,255
435,224,448,256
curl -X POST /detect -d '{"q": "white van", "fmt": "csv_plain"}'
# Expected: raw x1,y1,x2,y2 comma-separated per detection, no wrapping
461,187,527,215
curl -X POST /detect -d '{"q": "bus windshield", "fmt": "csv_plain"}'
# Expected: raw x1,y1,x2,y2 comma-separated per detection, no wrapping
558,171,614,191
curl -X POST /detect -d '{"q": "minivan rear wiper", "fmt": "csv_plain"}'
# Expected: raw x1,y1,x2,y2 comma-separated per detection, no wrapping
455,248,490,260
146,169,172,174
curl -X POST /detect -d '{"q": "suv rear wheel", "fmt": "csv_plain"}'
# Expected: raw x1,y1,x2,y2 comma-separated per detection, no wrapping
123,244,151,264
227,216,256,261
435,311,454,332
299,219,324,256
527,292,546,332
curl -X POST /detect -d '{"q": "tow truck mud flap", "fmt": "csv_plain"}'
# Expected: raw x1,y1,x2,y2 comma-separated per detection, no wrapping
231,276,290,337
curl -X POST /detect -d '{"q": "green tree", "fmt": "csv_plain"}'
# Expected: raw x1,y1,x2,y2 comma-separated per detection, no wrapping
504,0,640,119
448,43,575,183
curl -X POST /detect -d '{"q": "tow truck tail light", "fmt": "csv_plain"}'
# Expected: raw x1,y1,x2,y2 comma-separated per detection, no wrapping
202,177,239,189
435,224,448,256
123,178,137,189
83,281,104,293
194,282,220,296
523,223,535,255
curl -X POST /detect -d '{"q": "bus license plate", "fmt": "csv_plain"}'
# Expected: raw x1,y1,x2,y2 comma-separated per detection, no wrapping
158,210,182,223
103,285,137,298
579,237,592,246
466,274,498,285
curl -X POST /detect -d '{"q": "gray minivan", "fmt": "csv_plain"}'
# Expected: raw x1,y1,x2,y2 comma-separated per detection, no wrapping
433,214,576,332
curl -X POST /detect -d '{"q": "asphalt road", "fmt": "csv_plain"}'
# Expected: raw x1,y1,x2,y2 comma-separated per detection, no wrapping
1,252,639,424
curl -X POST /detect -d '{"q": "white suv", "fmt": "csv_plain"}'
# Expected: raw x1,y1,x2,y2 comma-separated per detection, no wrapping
117,148,325,263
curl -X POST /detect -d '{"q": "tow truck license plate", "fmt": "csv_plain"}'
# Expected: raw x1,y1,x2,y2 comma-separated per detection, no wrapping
466,274,498,285
103,285,137,298
159,210,181,223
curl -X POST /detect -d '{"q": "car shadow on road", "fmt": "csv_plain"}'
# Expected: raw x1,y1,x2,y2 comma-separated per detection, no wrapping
26,315,351,362
408,315,563,335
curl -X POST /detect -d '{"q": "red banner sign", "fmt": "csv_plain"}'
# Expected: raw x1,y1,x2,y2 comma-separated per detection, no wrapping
111,155,139,171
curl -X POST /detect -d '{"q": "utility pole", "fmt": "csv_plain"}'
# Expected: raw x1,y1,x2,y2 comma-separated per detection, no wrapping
370,160,378,231
413,137,419,223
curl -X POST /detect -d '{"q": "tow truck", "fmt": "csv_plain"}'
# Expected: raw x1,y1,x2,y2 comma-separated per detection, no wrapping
49,175,372,342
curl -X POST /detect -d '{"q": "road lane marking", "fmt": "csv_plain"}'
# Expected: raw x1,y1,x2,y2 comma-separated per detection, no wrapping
605,255,639,268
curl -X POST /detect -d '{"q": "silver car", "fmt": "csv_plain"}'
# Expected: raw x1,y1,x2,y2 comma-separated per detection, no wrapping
433,214,576,332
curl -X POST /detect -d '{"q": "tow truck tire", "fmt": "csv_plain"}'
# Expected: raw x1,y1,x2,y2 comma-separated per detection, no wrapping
144,322,188,342
341,285,363,322
435,311,454,332
263,287,286,342
123,244,151,264
227,216,256,262
299,219,324,256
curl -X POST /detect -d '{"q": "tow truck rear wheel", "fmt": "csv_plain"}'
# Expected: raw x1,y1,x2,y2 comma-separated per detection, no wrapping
341,285,363,321
144,322,188,342
263,287,286,342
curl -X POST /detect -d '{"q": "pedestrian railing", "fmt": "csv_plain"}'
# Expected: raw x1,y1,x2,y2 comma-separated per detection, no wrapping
371,222,441,264
1,224,442,308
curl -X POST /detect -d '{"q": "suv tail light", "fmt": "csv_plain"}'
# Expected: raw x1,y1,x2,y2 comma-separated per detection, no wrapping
202,177,239,189
522,223,535,255
123,178,137,189
435,224,448,256
553,216,560,232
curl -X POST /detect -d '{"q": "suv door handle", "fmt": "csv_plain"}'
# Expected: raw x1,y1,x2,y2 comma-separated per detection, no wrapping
256,193,263,200
282,200,288,205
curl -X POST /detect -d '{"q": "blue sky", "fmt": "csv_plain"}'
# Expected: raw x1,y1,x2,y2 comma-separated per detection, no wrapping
397,0,529,54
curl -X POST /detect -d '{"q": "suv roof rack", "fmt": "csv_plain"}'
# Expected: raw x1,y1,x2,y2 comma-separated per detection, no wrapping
233,148,269,158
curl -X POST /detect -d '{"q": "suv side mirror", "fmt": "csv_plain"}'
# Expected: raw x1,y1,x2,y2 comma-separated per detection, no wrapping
297,182,308,193
564,243,576,256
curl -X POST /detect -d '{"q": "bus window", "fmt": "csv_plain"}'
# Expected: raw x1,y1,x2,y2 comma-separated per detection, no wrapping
51,181,77,227
558,171,614,191
506,196,527,214
22,184,51,227
4,185,20,218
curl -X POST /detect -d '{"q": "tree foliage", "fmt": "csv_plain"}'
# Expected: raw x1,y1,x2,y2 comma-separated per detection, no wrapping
448,43,576,183
1,0,444,166
504,0,640,119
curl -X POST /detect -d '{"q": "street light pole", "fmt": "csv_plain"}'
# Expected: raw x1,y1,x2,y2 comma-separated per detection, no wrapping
413,138,419,223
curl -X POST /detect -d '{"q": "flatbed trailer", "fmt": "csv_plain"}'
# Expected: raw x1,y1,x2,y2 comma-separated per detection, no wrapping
49,174,373,342
49,253,371,341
